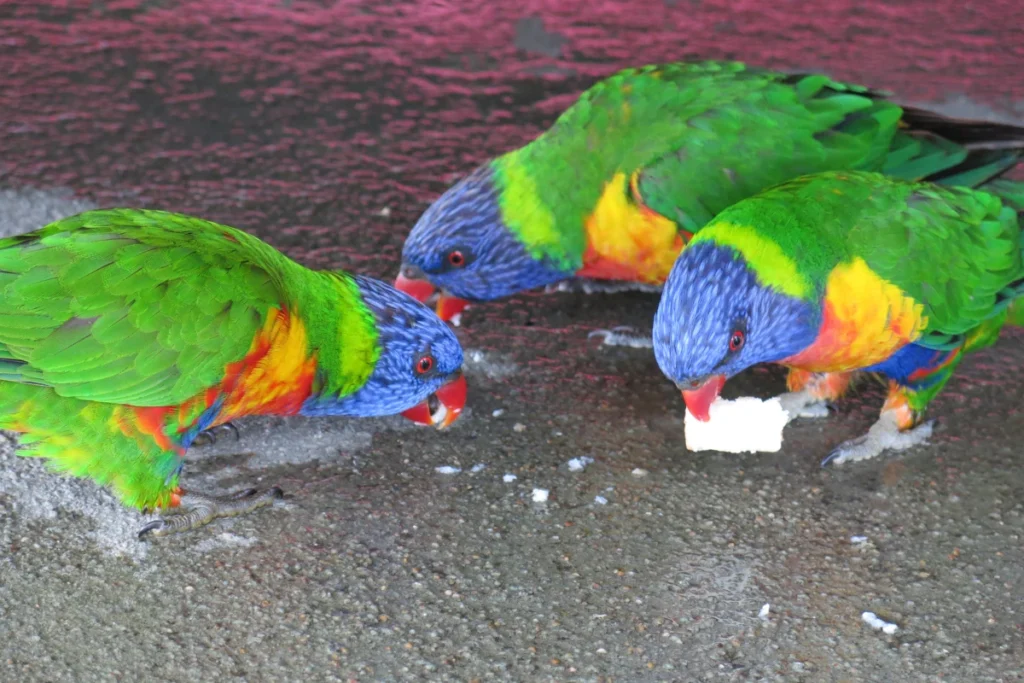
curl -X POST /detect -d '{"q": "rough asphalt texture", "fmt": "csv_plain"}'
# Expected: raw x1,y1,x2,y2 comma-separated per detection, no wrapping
1,2,1023,681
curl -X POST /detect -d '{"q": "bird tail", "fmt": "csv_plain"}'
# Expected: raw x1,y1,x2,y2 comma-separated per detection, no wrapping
0,381,184,511
883,106,1024,188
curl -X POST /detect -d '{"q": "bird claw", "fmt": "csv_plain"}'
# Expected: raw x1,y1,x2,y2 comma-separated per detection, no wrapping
138,486,283,539
192,421,241,447
795,401,831,419
778,391,832,422
588,326,654,349
822,419,935,467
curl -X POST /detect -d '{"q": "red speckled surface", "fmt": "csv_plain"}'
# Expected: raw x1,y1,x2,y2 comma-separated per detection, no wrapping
1,0,1022,274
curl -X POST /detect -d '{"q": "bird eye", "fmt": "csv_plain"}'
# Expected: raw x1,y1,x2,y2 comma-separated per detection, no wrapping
415,354,435,375
728,329,745,353
447,250,465,268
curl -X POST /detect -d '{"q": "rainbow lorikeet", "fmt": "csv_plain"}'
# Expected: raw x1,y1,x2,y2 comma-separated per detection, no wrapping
652,171,1024,464
0,209,467,537
395,61,1024,337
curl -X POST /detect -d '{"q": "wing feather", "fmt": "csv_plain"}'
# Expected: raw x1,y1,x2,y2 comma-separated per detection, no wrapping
0,209,292,406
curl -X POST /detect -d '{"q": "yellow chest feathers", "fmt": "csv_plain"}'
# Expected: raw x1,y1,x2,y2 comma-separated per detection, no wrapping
580,171,685,284
784,257,928,372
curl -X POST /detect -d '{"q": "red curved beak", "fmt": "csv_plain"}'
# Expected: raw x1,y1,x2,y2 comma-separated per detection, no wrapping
394,270,437,304
394,269,470,322
400,372,467,429
681,374,726,422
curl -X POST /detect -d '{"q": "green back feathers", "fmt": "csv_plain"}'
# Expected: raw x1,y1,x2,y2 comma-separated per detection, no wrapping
0,209,379,407
491,61,908,261
697,172,1024,343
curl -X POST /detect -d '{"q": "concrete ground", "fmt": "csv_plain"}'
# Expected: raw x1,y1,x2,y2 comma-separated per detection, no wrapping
1,2,1023,681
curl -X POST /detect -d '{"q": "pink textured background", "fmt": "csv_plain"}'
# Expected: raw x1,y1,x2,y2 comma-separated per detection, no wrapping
0,0,1022,276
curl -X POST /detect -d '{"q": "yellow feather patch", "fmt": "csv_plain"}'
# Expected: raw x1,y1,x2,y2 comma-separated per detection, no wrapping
497,153,560,262
581,171,683,284
221,308,318,418
691,221,812,299
783,257,927,372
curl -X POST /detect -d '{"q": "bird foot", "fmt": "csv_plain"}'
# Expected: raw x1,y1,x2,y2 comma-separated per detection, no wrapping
192,421,241,447
777,390,832,422
138,486,283,539
822,418,934,466
588,326,654,349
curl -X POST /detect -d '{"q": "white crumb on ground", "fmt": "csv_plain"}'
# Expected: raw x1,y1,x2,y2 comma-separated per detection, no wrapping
759,603,771,619
567,456,594,472
435,466,461,475
862,611,899,635
594,495,608,505
531,488,549,503
685,397,789,454
470,463,486,473
851,535,869,544
464,349,518,380
503,474,517,483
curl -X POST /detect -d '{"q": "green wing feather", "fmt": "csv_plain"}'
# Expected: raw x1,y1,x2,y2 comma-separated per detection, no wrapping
0,209,294,406
630,65,908,233
853,182,1022,347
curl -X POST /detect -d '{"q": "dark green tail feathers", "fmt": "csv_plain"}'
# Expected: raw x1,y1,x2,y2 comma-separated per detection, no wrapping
886,106,1024,187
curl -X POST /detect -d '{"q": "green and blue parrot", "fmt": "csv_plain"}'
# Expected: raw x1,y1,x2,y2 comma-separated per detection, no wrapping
0,209,467,537
652,171,1024,463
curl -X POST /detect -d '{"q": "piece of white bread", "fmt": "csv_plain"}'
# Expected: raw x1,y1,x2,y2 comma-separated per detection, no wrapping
684,397,788,453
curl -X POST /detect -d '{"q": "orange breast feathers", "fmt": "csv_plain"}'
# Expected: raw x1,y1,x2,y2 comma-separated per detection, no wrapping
218,307,319,420
782,258,928,372
578,171,687,285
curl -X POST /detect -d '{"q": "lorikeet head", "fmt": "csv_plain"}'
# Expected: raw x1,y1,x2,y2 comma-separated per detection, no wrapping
396,165,572,321
653,242,818,421
310,275,466,429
